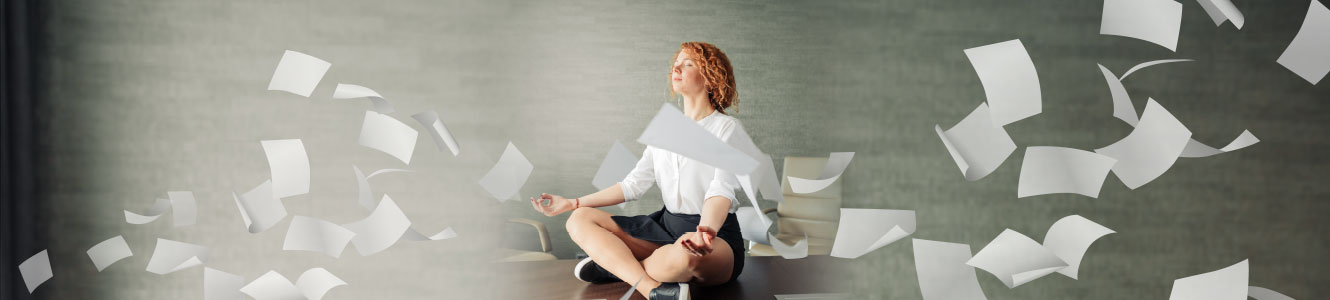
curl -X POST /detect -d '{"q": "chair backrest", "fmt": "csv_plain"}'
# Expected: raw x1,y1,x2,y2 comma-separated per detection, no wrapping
775,156,843,256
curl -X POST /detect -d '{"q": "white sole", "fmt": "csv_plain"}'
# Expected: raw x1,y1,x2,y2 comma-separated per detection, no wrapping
573,257,594,282
679,283,690,300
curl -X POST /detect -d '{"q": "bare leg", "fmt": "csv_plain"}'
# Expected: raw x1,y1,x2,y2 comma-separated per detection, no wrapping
565,208,665,293
637,235,736,297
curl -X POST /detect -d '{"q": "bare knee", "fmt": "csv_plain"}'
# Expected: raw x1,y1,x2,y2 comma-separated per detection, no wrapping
565,207,600,239
644,245,700,282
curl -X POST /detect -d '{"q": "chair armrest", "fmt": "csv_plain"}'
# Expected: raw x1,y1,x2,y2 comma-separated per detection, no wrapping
507,218,552,253
761,207,778,216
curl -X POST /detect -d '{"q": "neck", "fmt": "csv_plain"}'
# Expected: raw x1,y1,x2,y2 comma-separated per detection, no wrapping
681,94,715,121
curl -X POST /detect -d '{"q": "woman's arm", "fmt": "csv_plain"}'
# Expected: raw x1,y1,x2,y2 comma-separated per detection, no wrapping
529,183,629,216
681,196,732,256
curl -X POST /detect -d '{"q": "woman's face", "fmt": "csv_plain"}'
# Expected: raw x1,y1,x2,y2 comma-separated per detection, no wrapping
671,51,707,97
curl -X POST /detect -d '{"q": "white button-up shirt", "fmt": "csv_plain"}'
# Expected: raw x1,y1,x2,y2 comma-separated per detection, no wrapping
620,111,743,215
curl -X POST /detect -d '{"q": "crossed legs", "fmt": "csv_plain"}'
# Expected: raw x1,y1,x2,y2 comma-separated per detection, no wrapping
566,207,735,298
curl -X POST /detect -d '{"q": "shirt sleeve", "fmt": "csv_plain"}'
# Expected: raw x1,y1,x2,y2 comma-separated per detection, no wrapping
703,121,744,211
620,147,656,201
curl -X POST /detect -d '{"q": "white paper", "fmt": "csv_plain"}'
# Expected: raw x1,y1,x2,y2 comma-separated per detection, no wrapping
1100,0,1184,51
411,110,461,156
402,227,458,241
334,84,393,112
1017,147,1118,198
726,125,783,202
768,233,809,259
1180,130,1259,158
913,239,988,300
966,229,1069,288
261,139,310,199
87,235,133,272
166,191,197,227
240,271,305,300
283,215,356,258
478,142,534,201
788,152,854,194
267,50,330,98
1196,0,1244,29
1099,64,1140,126
125,198,171,224
637,104,758,175
295,268,347,300
18,250,52,293
1278,0,1330,85
1041,215,1115,279
736,205,772,245
358,111,419,165
1247,286,1295,300
936,103,1018,181
343,195,412,256
205,268,246,300
963,39,1042,126
1168,260,1248,300
829,208,915,259
353,165,412,210
146,238,209,275
592,140,639,190
233,180,288,233
1118,59,1194,81
1095,99,1192,189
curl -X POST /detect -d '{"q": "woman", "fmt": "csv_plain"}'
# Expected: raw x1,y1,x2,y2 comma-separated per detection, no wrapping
530,42,747,300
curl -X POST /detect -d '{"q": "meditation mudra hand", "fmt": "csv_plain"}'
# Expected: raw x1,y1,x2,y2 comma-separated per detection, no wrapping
680,226,716,257
530,193,574,217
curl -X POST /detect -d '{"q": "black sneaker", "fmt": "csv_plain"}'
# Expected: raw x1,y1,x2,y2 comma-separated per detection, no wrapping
648,282,691,300
573,257,621,284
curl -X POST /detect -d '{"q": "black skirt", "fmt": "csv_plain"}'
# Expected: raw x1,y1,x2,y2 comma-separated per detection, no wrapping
611,206,745,283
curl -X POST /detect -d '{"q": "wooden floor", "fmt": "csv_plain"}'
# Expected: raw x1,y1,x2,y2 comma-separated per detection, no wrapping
498,256,852,299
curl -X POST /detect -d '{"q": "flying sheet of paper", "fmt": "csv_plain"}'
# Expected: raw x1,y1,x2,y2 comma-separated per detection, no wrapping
125,198,170,224
261,139,310,199
205,268,245,300
19,250,51,293
283,215,356,258
402,227,458,241
913,239,988,300
726,125,783,202
168,191,197,227
1041,215,1115,279
87,235,133,272
788,152,854,194
1099,64,1139,126
1100,0,1184,51
295,268,347,300
146,238,209,275
768,233,809,259
936,103,1018,181
267,50,330,98
967,229,1069,288
1180,130,1259,158
736,205,772,245
1168,260,1248,300
353,165,412,210
1277,0,1330,85
964,39,1042,126
637,104,758,175
830,208,916,259
1196,0,1244,29
343,195,412,256
1095,99,1192,189
240,271,305,300
620,276,643,300
478,142,534,201
1247,286,1295,300
411,110,461,157
1017,147,1117,198
592,140,639,191
333,84,394,113
233,180,288,233
1119,59,1194,81
358,111,419,165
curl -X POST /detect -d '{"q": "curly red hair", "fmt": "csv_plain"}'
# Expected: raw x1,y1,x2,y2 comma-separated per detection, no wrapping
668,42,737,114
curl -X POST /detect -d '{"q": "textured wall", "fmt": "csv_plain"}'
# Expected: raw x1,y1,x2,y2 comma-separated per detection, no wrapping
32,0,1328,299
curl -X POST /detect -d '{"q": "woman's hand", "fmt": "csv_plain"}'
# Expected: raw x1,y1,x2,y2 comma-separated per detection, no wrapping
529,193,575,217
680,225,717,256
